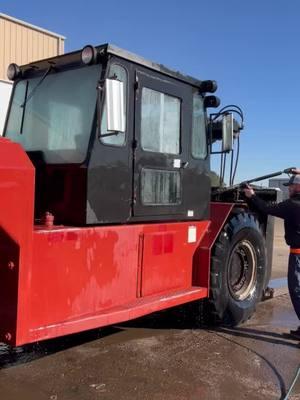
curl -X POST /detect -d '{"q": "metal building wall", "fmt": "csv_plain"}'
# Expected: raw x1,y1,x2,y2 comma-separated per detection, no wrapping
0,13,65,81
0,13,65,134
269,178,289,200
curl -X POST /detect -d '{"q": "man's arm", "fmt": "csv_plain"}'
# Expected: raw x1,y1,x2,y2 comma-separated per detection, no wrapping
243,185,288,219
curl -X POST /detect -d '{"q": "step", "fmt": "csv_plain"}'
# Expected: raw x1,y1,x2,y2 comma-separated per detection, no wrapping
28,286,208,343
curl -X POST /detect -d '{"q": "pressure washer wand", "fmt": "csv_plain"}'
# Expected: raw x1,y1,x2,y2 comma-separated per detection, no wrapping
216,167,297,193
239,167,296,188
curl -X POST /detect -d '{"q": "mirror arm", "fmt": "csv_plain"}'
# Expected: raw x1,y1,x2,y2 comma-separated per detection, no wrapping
96,80,105,138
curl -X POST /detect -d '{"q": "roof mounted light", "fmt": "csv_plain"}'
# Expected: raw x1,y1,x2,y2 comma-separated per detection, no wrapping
81,45,97,65
204,95,220,108
7,63,21,81
199,80,218,93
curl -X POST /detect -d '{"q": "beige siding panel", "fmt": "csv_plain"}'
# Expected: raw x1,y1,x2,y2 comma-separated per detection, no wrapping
0,16,65,80
43,33,48,58
0,19,5,79
51,37,57,57
43,34,48,58
27,28,33,61
21,26,28,65
25,26,29,64
10,22,16,63
60,39,64,55
15,24,23,66
57,37,64,55
4,20,11,76
47,37,53,58
32,31,39,60
38,32,44,59
45,37,51,58
51,37,56,56
42,34,45,58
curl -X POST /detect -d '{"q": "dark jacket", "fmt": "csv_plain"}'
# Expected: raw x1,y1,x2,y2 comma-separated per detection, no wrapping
250,193,300,248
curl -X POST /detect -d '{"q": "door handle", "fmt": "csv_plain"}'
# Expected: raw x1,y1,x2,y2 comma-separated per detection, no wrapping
181,161,189,169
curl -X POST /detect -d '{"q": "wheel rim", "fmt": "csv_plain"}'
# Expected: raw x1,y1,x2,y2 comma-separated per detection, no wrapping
227,240,257,301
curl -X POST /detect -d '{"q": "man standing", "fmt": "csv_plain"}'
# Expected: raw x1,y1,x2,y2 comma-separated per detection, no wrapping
244,173,300,339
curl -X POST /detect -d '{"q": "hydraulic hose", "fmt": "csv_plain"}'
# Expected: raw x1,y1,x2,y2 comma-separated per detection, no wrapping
283,364,300,400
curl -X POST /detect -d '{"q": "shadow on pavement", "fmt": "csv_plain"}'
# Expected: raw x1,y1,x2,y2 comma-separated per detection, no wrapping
215,326,300,349
0,303,194,370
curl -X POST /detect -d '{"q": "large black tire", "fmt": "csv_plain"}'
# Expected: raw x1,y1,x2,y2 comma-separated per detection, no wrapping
207,210,266,326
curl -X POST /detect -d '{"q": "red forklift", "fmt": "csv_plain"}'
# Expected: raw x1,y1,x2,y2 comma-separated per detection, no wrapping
1,44,279,346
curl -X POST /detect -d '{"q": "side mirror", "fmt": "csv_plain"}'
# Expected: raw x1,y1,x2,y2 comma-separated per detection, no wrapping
105,78,125,133
222,113,233,152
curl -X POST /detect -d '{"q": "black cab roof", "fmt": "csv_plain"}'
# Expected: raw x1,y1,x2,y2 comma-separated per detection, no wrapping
19,43,204,88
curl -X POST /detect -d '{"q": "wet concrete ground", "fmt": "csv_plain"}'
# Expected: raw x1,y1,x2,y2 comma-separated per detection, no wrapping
0,293,299,400
0,220,299,400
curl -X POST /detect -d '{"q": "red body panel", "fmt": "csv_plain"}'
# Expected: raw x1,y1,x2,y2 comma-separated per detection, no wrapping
0,139,235,346
5,220,213,346
0,138,35,345
26,222,209,344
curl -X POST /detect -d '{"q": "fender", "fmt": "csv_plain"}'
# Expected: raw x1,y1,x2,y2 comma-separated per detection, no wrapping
193,202,234,288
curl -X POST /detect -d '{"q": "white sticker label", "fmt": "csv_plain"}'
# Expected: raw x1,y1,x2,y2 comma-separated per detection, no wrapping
173,159,181,168
187,210,194,217
188,226,197,243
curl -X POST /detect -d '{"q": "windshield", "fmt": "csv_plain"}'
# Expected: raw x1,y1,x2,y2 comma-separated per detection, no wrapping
5,64,100,163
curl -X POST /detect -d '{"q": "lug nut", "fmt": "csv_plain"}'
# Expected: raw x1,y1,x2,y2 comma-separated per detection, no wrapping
8,261,15,270
5,332,12,341
43,211,54,228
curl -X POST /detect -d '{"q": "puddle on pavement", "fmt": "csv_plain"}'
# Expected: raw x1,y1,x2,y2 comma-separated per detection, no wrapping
257,294,297,329
268,308,297,327
269,277,288,289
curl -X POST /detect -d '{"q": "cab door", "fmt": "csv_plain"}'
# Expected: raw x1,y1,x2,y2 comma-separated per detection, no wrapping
87,60,133,224
133,69,210,221
133,69,190,219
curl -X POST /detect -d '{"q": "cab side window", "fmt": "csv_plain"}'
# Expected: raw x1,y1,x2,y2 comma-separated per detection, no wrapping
141,168,181,205
100,64,127,146
192,93,207,159
141,87,180,154
140,86,181,205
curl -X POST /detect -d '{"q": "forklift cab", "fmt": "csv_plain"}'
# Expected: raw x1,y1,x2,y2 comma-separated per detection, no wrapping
4,44,228,226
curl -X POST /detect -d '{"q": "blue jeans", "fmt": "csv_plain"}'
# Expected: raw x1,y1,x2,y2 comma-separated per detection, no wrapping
288,254,300,321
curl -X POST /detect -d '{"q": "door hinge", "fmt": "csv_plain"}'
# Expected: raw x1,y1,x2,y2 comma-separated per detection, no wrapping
132,139,138,149
134,76,139,90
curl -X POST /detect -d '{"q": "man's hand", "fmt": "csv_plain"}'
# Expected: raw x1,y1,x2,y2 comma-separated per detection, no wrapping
291,168,300,174
243,184,255,198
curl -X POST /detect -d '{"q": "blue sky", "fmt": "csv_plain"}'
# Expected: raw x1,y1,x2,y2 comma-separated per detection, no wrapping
1,0,300,183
